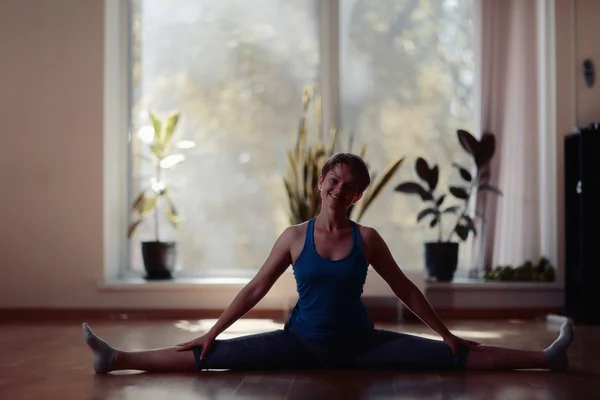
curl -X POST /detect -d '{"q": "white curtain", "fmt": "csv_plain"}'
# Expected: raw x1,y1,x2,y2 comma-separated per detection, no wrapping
475,0,542,271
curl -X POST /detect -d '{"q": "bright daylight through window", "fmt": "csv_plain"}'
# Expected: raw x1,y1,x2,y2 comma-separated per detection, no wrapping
127,0,476,277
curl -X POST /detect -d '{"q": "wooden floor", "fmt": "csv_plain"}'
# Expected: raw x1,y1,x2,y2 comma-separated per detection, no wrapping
1,318,599,400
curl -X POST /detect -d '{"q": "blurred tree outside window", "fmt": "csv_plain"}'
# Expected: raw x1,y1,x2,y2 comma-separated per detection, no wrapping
128,0,475,276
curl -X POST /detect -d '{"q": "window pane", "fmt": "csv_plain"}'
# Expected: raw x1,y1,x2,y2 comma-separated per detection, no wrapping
339,0,476,270
129,0,320,273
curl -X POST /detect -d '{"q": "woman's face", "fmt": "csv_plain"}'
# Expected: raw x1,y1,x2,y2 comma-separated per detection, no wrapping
318,163,363,211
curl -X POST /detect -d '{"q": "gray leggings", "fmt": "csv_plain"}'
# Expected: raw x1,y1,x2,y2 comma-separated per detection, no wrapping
192,326,469,371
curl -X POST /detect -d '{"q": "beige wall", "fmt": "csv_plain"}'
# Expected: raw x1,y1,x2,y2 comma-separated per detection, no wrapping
0,0,582,311
554,0,575,286
574,0,600,126
0,0,108,308
554,0,600,279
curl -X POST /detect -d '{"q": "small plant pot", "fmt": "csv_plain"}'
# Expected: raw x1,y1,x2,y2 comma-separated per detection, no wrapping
141,241,176,280
424,242,459,282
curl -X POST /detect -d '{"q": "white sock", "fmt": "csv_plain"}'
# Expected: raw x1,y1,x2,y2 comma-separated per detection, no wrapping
543,321,573,371
82,322,116,374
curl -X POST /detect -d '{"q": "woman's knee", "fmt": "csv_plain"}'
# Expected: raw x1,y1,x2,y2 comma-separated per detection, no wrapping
194,329,318,370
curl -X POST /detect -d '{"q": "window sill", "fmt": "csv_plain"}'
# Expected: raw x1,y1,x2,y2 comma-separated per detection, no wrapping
98,275,563,293
425,277,563,291
98,277,252,291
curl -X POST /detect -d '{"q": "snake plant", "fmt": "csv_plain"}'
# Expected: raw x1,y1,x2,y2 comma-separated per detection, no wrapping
284,86,404,224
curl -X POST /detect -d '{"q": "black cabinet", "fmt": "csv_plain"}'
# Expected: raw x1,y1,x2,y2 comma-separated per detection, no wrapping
564,123,600,324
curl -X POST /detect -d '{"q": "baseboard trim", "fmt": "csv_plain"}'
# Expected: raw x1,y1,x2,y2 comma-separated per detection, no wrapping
402,307,563,321
0,308,288,322
0,306,562,323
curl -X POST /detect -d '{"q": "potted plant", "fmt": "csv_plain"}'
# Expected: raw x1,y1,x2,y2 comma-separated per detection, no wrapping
284,86,405,224
127,111,185,280
394,129,502,281
482,257,555,282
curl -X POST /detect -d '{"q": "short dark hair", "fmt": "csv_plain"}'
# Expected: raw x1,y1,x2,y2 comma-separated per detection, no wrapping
320,152,371,193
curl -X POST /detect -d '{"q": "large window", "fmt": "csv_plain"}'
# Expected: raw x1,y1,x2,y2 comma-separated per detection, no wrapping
127,0,476,276
338,0,476,273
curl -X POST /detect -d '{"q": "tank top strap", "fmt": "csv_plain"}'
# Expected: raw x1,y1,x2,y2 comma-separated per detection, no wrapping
350,220,363,254
306,218,316,248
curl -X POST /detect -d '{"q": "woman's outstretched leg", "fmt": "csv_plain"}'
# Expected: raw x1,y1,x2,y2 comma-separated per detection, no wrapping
83,323,196,373
82,322,321,373
465,345,549,370
113,347,198,373
466,321,573,371
353,321,573,372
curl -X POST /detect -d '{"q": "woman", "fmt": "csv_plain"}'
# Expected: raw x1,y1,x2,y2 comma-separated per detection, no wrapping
84,153,573,373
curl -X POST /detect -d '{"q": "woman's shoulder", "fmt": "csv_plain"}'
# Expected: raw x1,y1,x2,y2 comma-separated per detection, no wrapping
354,223,389,255
281,220,310,241
355,222,379,241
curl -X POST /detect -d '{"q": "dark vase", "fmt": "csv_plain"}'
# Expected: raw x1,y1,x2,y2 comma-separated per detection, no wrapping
141,241,176,280
424,242,459,282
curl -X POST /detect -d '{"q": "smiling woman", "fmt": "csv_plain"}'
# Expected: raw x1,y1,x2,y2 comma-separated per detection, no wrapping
319,153,371,209
92,126,576,373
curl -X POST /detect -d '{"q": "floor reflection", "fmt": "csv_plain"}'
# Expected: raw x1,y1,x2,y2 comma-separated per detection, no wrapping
173,319,507,342
174,318,284,338
91,369,569,400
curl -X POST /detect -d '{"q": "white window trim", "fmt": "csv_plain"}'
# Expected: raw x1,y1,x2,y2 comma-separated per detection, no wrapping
104,0,131,281
103,0,560,287
318,0,341,136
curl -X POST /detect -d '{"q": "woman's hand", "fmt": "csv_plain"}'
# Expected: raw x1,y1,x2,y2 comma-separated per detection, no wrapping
176,332,216,359
443,333,481,356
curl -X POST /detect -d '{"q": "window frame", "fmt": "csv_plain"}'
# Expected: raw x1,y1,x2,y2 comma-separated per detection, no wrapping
104,0,558,282
104,0,131,281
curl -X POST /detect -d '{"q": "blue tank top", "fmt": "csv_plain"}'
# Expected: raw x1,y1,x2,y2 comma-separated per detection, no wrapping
286,218,374,342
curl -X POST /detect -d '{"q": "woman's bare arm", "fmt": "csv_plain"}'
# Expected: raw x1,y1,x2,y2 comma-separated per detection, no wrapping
205,227,295,338
364,227,452,340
